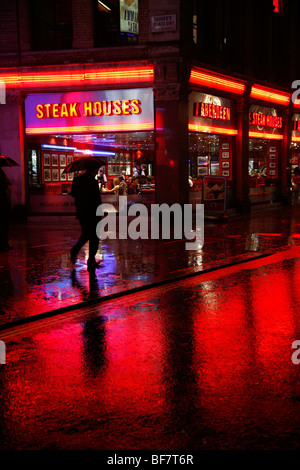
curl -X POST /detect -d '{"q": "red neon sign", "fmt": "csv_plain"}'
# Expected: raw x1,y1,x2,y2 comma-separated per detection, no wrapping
190,68,245,95
0,66,154,88
194,102,231,121
248,131,283,140
25,122,154,134
249,112,282,128
188,123,238,135
250,85,290,105
293,121,300,131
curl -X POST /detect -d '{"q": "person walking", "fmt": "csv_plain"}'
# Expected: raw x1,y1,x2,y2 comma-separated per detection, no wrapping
70,166,102,270
0,167,12,252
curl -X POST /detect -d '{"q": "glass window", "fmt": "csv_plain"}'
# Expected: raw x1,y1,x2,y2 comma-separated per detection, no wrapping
30,0,73,51
94,0,138,47
189,133,220,178
249,139,280,203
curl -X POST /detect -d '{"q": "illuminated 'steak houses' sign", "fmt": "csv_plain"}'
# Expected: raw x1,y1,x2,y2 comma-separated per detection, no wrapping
249,112,282,128
25,88,153,134
35,99,142,119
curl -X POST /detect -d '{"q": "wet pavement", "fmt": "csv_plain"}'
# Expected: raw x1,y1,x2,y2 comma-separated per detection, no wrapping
1,243,300,450
0,205,300,329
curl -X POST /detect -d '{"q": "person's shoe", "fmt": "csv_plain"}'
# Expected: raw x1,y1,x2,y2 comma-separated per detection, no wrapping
87,259,101,270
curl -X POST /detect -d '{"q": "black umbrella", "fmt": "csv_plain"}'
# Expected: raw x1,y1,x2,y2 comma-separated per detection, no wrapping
62,157,104,174
0,156,19,167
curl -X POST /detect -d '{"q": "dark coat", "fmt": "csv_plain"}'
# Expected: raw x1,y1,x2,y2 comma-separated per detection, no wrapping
71,172,101,219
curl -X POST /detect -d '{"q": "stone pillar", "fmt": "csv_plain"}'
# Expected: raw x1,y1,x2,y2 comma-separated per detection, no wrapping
281,106,293,205
154,64,190,206
236,93,251,212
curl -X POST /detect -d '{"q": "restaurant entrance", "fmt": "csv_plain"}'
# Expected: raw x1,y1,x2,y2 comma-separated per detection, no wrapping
27,130,155,214
24,87,155,214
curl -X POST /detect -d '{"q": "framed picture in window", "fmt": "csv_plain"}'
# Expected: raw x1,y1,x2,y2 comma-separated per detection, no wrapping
60,154,66,167
43,153,50,167
52,169,59,182
44,169,51,182
52,154,58,167
60,169,66,181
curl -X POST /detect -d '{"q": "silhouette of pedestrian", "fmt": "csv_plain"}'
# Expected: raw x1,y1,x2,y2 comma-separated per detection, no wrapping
70,166,102,270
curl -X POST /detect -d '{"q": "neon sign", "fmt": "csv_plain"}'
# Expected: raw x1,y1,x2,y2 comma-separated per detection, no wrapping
25,88,153,135
194,102,231,121
249,112,282,128
35,99,142,119
293,121,300,131
189,68,245,95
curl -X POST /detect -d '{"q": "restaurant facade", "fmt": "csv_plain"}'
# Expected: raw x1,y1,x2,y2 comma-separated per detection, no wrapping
0,60,298,217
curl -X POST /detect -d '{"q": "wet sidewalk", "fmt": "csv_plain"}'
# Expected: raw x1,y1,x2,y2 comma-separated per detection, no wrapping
0,205,300,329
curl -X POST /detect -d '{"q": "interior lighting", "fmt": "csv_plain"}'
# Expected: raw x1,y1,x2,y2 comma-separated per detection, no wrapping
75,149,115,156
42,144,115,157
188,123,238,135
41,144,77,151
250,85,290,105
189,68,245,95
98,1,111,12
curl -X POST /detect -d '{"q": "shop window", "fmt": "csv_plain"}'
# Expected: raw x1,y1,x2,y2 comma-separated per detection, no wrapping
189,134,220,178
94,0,138,47
249,139,280,203
29,0,73,51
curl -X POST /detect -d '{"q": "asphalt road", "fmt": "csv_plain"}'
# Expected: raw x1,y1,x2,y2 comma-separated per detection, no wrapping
1,245,300,450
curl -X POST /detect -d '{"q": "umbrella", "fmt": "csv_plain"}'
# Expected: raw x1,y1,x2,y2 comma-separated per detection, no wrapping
0,156,19,167
62,157,104,174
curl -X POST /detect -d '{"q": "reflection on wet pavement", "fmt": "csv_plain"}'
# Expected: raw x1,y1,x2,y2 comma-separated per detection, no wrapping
0,207,299,327
1,249,300,450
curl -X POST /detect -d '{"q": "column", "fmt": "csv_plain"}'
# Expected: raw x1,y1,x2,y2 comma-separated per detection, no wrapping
236,95,251,212
281,106,293,205
154,74,190,206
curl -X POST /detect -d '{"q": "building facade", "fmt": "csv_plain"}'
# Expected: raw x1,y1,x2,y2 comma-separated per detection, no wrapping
0,0,299,217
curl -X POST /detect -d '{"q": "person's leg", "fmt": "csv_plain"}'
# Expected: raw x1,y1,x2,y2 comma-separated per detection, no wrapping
70,217,89,262
87,217,100,269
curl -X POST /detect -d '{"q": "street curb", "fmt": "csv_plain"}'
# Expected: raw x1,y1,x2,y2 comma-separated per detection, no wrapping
0,250,275,333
